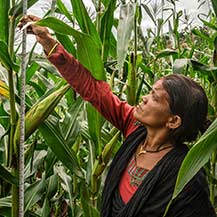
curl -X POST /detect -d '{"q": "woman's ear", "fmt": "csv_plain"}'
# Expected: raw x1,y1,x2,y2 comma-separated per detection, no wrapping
166,115,182,129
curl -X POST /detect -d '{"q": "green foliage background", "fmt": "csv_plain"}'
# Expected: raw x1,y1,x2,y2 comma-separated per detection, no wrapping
0,0,216,216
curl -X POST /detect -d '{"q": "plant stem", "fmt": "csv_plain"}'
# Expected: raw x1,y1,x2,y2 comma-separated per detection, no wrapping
8,13,17,166
96,0,102,34
127,1,137,105
90,175,97,207
12,163,19,217
129,1,137,105
8,69,17,165
8,16,15,60
50,0,57,16
8,3,19,215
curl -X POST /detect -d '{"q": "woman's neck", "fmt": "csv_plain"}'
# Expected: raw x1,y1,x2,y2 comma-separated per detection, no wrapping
144,128,172,150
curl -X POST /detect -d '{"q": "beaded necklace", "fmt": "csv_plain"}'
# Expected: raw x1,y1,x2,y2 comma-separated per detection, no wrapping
136,144,173,158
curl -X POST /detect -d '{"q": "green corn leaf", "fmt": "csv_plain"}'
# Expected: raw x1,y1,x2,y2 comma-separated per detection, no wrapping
57,0,74,24
138,63,154,79
0,41,19,72
0,207,11,216
0,164,18,186
164,118,217,215
45,148,57,178
213,36,217,67
0,104,9,129
109,32,117,58
55,165,74,209
62,97,84,145
211,0,217,17
39,120,84,178
56,33,77,57
24,178,46,213
174,11,183,34
191,28,212,43
117,3,136,76
141,4,156,25
0,0,10,43
87,103,104,155
198,15,217,31
41,198,50,217
28,81,45,98
37,17,105,81
102,0,112,8
137,4,142,25
100,0,117,61
0,196,11,216
26,62,40,84
0,196,11,207
190,60,217,73
46,173,58,199
156,49,178,59
24,151,47,180
70,0,101,46
173,118,217,197
35,59,60,76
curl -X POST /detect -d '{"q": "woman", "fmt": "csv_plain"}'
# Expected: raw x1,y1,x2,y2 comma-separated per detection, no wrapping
18,15,216,217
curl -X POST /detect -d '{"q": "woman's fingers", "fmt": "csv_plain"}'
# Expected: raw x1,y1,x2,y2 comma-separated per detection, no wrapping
18,15,40,31
27,14,41,21
19,21,36,31
17,15,49,37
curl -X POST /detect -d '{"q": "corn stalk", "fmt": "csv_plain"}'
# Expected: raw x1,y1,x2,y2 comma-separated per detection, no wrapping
4,0,19,216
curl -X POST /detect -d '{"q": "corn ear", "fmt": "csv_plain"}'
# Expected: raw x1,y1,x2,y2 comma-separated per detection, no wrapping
14,84,70,149
92,131,120,177
0,80,9,98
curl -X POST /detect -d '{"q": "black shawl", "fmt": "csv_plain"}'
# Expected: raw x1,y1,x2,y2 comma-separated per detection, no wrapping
101,126,215,217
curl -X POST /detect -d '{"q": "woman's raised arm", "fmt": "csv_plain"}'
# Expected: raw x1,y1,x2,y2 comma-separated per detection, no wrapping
18,15,138,137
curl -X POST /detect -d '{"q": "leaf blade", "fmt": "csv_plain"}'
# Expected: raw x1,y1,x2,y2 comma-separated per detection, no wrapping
173,118,217,199
39,120,84,178
117,3,135,76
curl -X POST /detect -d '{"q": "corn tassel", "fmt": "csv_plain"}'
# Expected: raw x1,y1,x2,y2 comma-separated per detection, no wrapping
14,84,70,152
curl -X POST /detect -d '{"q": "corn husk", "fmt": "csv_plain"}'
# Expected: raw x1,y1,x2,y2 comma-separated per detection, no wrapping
14,84,70,149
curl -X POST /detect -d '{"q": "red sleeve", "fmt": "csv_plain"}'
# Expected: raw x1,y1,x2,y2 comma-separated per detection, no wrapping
48,44,137,138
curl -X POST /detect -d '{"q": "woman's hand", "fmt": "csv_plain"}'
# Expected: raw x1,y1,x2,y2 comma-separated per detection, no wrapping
18,15,57,54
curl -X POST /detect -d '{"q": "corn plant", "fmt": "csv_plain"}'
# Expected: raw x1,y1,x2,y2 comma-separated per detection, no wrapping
0,0,217,216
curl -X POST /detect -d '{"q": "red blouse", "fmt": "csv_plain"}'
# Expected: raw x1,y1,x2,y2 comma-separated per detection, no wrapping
119,156,149,204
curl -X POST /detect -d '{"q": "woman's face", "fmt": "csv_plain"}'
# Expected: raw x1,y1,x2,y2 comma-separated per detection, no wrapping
134,79,172,129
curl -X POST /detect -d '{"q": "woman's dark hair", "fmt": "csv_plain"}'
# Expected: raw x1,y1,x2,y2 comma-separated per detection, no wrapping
162,74,209,144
